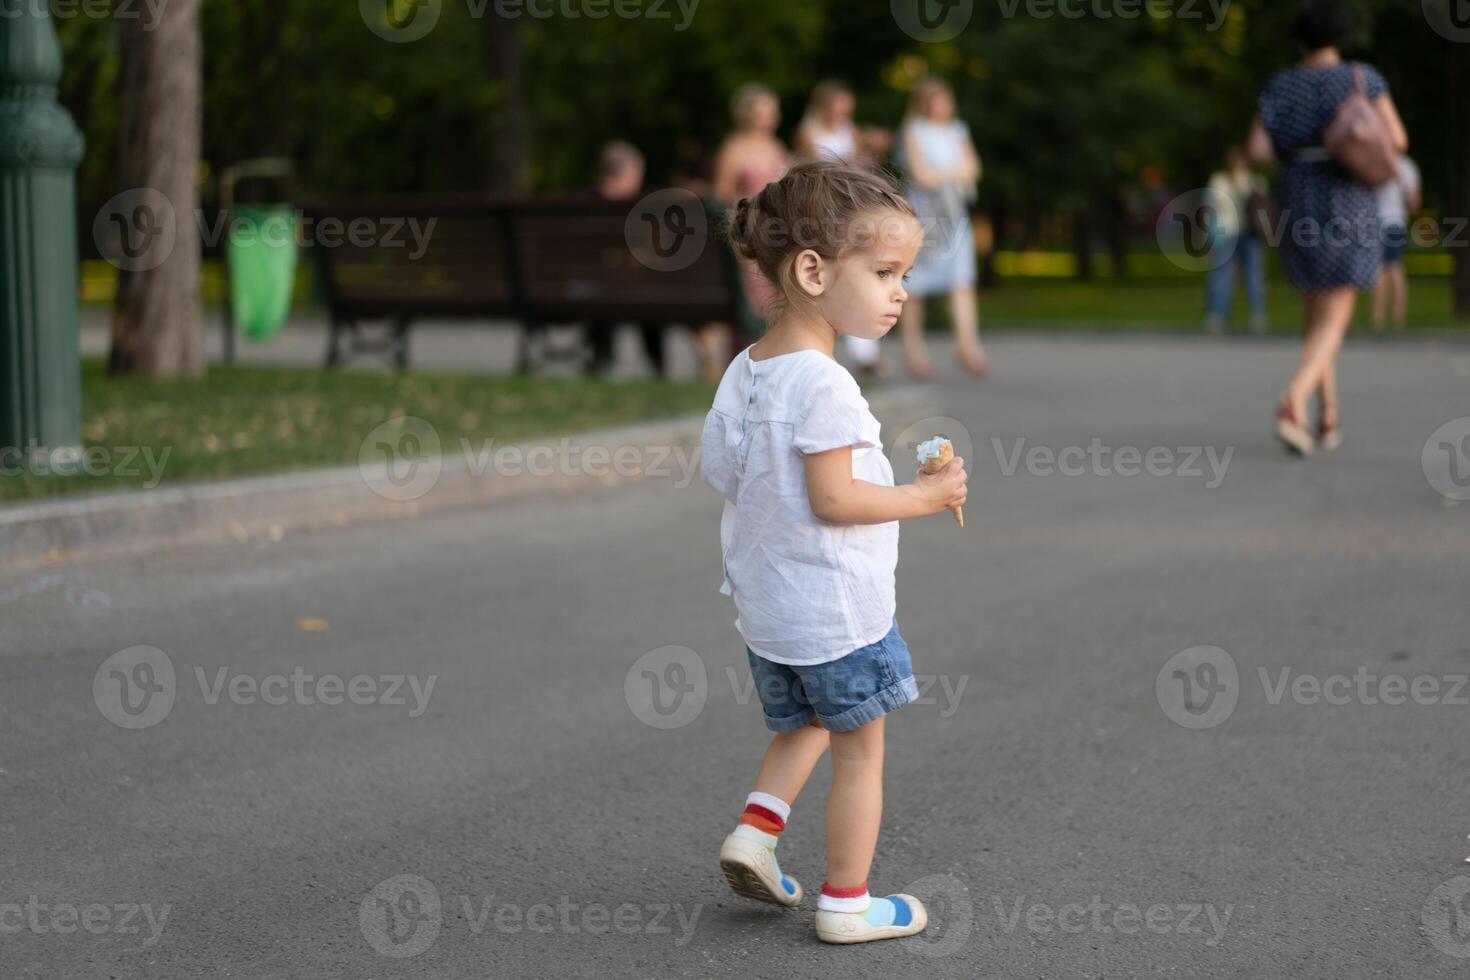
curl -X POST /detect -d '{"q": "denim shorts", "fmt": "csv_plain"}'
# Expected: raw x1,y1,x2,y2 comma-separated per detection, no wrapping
1382,223,1408,264
745,618,920,733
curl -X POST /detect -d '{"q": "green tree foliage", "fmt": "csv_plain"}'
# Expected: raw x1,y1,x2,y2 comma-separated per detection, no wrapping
54,0,1453,217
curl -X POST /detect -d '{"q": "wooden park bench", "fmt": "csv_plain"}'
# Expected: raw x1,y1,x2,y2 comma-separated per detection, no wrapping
299,193,751,372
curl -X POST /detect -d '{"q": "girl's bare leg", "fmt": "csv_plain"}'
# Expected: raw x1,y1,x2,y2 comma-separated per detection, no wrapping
1299,293,1333,419
1285,288,1356,421
899,299,933,381
825,716,885,888
751,719,830,805
949,284,989,376
1371,270,1390,330
696,322,731,384
1391,265,1409,329
1318,354,1338,426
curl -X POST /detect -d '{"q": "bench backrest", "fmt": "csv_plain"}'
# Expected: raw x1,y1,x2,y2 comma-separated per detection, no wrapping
300,199,516,319
302,195,738,325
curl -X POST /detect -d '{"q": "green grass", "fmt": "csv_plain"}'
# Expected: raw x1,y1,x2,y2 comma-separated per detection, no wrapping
2,360,716,503
79,258,1468,334
969,276,1468,334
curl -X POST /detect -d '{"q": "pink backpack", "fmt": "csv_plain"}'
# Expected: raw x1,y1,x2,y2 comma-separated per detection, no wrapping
1323,64,1399,186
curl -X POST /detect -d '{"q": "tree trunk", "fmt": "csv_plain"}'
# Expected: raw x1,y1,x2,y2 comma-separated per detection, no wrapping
108,0,204,377
1451,35,1470,319
1073,211,1093,281
484,13,527,193
981,198,1006,288
1107,192,1128,279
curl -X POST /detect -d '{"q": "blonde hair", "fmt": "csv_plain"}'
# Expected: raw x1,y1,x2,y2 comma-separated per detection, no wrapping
727,159,919,318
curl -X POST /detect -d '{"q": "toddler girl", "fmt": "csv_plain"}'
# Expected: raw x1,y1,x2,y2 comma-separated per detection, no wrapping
699,160,968,944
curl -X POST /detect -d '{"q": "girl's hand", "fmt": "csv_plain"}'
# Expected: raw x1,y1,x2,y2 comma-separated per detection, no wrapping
908,456,968,516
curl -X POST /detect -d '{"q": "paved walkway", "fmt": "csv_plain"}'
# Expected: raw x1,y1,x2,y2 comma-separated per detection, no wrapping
5,332,1470,977
80,307,709,379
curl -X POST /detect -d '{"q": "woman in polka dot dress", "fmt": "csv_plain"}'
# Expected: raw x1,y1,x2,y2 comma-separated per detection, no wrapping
1246,0,1408,455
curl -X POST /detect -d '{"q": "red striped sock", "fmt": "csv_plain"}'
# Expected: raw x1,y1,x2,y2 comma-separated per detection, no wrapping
739,803,785,836
818,881,871,912
737,791,789,837
821,882,869,899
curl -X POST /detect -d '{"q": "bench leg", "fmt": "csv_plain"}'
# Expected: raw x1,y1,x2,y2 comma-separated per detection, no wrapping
393,316,411,371
324,317,349,369
516,324,538,375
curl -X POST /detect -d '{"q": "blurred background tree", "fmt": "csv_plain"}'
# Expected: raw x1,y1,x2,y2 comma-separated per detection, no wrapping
55,0,1466,316
107,0,203,377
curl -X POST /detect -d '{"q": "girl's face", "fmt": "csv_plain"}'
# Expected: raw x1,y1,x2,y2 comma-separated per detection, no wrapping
816,212,924,342
926,87,955,121
747,95,780,134
824,91,854,124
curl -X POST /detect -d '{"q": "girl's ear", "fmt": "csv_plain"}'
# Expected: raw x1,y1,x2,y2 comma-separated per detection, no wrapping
792,249,827,298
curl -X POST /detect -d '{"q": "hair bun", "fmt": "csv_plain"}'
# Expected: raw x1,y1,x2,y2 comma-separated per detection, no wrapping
729,197,756,257
731,198,752,243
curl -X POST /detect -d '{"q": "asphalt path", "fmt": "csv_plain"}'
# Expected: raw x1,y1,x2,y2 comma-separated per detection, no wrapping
3,333,1469,978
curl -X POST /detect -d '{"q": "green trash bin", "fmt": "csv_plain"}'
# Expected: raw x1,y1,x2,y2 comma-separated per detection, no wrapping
227,203,297,341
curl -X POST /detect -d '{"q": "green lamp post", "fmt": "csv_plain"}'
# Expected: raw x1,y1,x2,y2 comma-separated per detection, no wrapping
0,1,85,468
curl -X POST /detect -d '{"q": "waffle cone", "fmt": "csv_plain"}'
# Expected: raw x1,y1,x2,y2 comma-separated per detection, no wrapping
919,441,964,527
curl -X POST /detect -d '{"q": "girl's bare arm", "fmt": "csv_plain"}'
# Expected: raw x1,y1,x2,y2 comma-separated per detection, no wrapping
1374,93,1408,153
804,446,967,525
1247,116,1275,166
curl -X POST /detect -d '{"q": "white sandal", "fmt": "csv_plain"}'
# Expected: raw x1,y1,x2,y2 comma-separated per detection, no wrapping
718,825,803,908
815,893,928,944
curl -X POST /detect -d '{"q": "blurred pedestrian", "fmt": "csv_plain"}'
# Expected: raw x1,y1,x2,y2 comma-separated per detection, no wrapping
795,79,896,378
585,140,667,378
1371,153,1421,331
1248,0,1407,455
794,80,860,165
793,79,894,170
893,77,988,380
706,84,789,383
1203,147,1269,336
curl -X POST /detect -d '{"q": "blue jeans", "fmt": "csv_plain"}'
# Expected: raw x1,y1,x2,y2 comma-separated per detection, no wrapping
1205,233,1266,321
745,618,920,733
1382,223,1408,265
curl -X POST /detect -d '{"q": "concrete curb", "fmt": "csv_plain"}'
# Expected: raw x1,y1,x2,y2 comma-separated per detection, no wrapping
0,385,940,572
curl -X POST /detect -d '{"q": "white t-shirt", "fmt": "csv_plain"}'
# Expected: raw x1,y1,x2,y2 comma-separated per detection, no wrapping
1376,155,1420,227
802,120,857,163
700,347,899,666
1206,171,1267,239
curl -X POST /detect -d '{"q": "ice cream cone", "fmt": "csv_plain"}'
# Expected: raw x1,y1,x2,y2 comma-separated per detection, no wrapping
916,436,964,527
